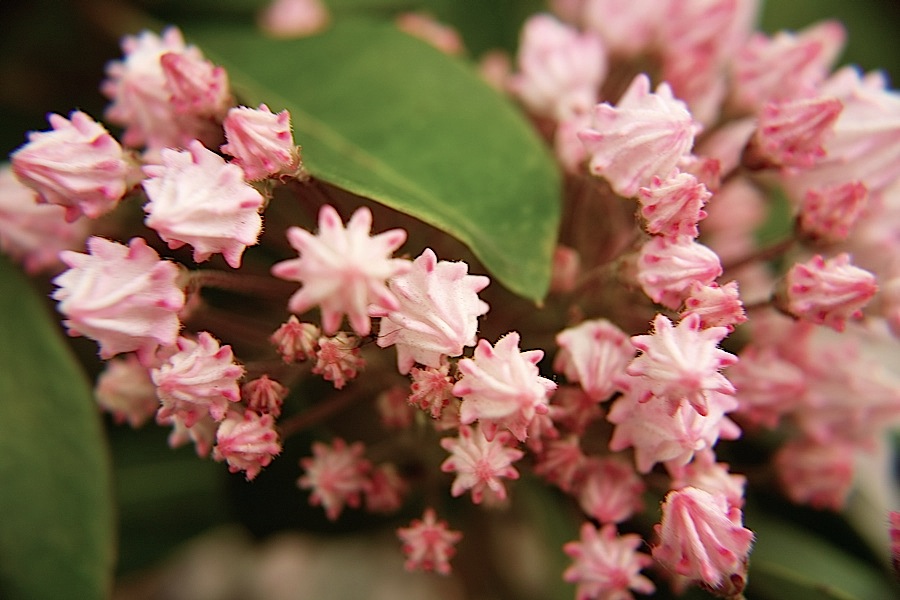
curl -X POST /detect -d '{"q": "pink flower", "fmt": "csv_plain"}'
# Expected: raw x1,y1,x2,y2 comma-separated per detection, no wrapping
440,424,524,504
680,281,747,331
576,457,645,524
94,355,159,428
548,386,604,435
554,319,633,402
627,313,737,416
533,435,587,492
298,438,371,520
160,412,218,457
729,345,807,428
395,13,464,55
142,140,264,268
775,438,855,511
0,165,88,274
53,237,185,363
670,449,746,509
11,111,130,221
397,508,463,575
213,410,281,481
454,332,557,442
563,523,655,600
580,74,698,197
160,50,231,119
242,375,288,417
550,245,582,293
783,253,877,332
258,0,331,38
636,235,722,310
653,487,754,589
579,0,666,56
271,205,409,336
509,14,606,121
221,104,300,180
364,463,406,514
376,385,415,429
637,171,710,239
797,180,867,242
750,96,843,169
270,315,320,362
409,365,455,419
152,332,244,426
373,248,489,374
312,333,365,389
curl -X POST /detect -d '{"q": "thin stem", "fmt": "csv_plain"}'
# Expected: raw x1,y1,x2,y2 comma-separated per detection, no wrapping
278,388,369,438
722,236,795,274
188,269,295,299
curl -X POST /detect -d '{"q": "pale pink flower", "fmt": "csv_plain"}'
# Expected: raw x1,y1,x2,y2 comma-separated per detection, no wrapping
554,319,633,402
580,0,666,56
409,365,455,419
258,0,330,38
729,345,807,428
376,385,415,429
160,50,231,119
242,375,288,417
395,13,464,55
580,74,699,197
681,281,747,331
298,438,371,520
53,237,185,363
783,253,877,332
364,463,406,514
372,248,489,374
0,164,88,274
397,508,462,575
549,245,581,293
11,111,129,221
312,333,365,389
152,332,244,426
160,412,218,457
608,387,741,473
270,315,320,362
637,171,710,239
653,487,754,589
750,96,842,169
478,50,512,92
731,20,845,111
533,435,587,492
576,457,645,524
509,14,606,121
774,438,855,511
636,235,723,310
213,410,281,481
142,140,264,268
554,112,593,173
563,523,655,600
271,205,409,336
798,180,867,242
454,332,557,442
670,449,746,509
548,386,604,435
94,355,159,428
627,313,737,416
221,104,300,180
440,424,524,504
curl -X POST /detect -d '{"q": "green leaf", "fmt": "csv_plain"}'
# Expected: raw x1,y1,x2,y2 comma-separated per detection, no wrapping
0,258,114,600
189,18,561,302
746,509,899,600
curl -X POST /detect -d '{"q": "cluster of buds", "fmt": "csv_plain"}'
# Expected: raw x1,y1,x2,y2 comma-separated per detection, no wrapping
3,1,900,598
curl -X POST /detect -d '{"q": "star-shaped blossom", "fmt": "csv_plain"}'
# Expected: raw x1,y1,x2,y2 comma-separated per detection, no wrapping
372,248,489,374
213,410,281,481
454,332,557,442
271,205,410,336
440,424,524,504
554,319,633,402
397,508,463,575
298,438,371,521
142,140,264,268
563,523,655,600
53,236,185,364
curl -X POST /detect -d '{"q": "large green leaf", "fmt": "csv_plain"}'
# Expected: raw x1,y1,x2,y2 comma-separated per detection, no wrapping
0,259,114,599
190,18,561,301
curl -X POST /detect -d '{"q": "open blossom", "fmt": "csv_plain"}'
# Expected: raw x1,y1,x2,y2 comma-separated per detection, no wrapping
298,438,371,521
364,463,406,514
221,104,300,180
94,355,159,428
53,237,185,363
213,410,281,481
409,365,455,419
554,319,633,402
271,205,409,336
11,111,130,221
454,332,557,442
440,424,524,504
0,164,88,274
627,313,737,416
579,73,699,197
637,171,710,239
636,235,723,310
508,14,606,121
563,523,655,600
152,332,244,426
397,508,463,575
142,140,264,268
782,253,877,332
653,487,754,589
373,248,489,374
